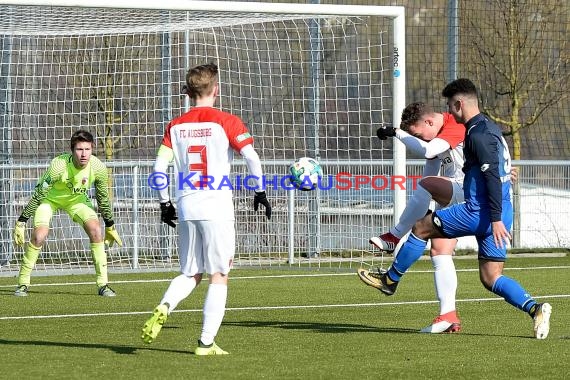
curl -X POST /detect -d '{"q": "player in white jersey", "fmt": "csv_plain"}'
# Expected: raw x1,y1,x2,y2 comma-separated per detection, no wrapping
359,102,466,333
141,63,271,355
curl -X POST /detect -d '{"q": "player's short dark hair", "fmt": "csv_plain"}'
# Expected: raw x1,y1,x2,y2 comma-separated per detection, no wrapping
70,130,94,150
400,102,432,131
441,78,478,99
182,62,218,99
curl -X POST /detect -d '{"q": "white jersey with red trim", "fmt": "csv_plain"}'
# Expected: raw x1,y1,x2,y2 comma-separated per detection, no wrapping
160,106,254,221
436,113,465,181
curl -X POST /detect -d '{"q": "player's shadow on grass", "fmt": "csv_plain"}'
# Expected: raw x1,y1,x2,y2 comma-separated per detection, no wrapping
224,320,418,334
224,321,539,338
0,338,191,355
0,289,120,297
0,289,98,297
453,332,539,339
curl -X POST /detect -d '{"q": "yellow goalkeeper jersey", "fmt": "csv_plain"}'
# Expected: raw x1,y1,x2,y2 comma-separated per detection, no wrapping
20,153,114,223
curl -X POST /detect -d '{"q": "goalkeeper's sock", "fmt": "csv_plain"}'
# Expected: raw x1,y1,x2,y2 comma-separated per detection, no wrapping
387,233,427,281
200,283,228,346
17,242,42,286
91,242,108,287
161,274,197,312
491,275,537,313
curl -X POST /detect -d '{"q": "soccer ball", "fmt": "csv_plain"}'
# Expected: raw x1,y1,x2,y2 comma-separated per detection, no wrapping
288,157,323,191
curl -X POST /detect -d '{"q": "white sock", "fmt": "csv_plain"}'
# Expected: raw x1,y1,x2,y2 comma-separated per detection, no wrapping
160,274,197,312
431,255,457,315
200,283,228,345
391,184,432,238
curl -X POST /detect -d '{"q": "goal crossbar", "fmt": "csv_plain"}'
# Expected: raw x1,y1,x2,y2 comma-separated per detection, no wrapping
1,0,405,18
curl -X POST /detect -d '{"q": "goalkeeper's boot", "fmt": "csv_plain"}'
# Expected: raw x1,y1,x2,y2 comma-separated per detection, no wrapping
369,232,400,253
98,284,116,297
532,303,552,340
194,340,229,356
357,267,399,296
420,310,462,333
14,284,29,297
141,304,169,344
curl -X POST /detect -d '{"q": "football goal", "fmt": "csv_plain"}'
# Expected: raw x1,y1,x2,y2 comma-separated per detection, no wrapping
0,0,406,274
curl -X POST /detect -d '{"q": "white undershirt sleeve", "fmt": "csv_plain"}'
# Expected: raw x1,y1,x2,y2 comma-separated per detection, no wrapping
154,145,174,203
240,144,264,191
395,129,451,159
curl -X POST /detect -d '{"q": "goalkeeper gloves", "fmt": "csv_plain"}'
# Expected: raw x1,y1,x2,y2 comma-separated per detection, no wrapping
160,201,177,228
104,225,123,247
254,191,272,219
376,126,396,140
13,221,26,247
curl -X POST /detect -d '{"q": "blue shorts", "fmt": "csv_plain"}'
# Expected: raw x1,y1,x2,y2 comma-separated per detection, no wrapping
433,201,513,261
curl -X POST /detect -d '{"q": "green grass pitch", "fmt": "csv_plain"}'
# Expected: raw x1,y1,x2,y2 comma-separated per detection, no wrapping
1,255,569,379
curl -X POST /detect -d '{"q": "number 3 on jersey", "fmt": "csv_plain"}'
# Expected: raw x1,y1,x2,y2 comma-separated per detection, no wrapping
187,145,208,188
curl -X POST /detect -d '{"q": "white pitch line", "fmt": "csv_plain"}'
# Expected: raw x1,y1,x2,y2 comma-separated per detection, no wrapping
1,265,569,289
0,294,568,321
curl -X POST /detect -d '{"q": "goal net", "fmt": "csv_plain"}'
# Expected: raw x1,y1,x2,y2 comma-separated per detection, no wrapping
0,0,406,274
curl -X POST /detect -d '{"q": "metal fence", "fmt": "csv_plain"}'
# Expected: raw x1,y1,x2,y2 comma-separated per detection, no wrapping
0,1,569,276
1,159,568,275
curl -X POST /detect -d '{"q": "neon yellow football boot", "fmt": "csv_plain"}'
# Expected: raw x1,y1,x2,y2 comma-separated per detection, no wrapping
194,340,229,356
141,304,168,344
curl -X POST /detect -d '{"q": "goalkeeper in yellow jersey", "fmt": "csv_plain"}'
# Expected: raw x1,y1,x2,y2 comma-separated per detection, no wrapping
12,130,122,297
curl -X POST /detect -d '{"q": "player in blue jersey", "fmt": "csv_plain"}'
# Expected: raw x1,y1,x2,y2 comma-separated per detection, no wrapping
361,78,551,339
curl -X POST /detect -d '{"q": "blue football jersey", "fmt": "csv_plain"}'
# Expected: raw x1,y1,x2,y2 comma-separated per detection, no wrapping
462,114,512,222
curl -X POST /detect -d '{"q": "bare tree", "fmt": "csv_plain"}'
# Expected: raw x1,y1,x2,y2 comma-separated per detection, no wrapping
461,0,570,159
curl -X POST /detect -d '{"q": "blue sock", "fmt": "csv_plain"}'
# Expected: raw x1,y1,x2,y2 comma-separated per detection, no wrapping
491,275,536,313
387,233,427,282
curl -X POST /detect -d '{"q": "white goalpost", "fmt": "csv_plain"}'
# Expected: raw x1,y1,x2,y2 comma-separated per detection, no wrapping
0,0,406,274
